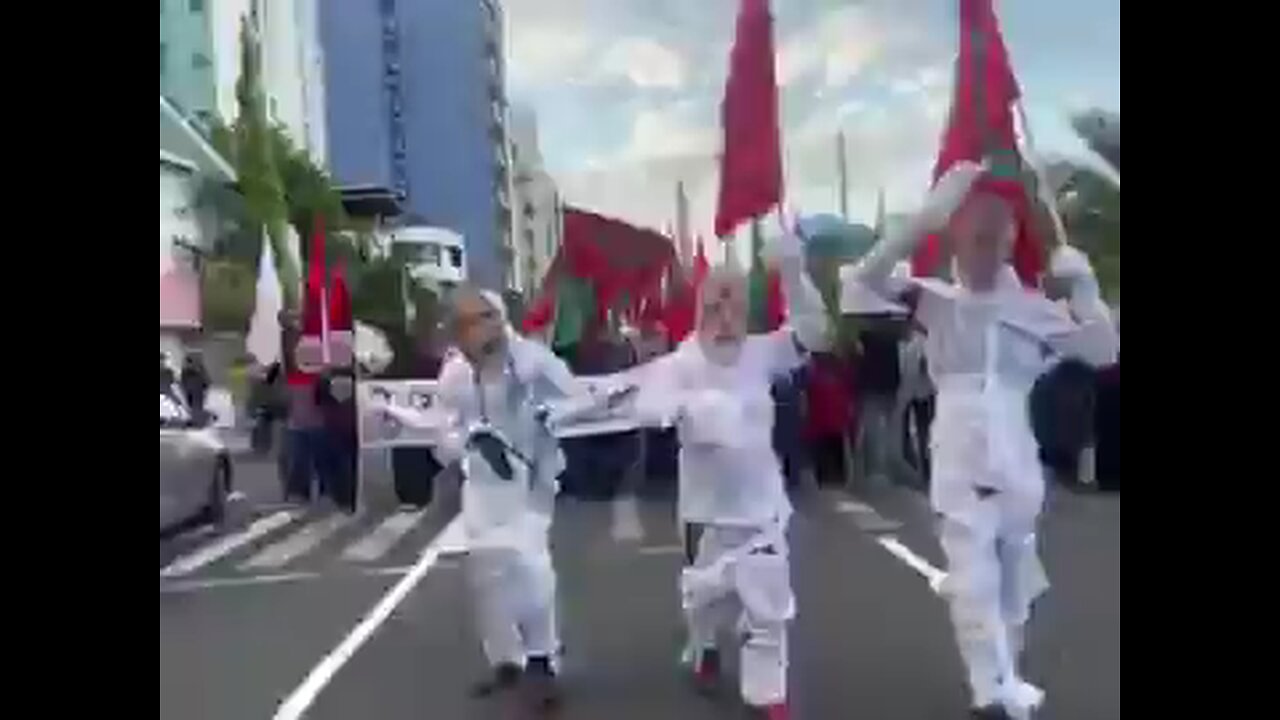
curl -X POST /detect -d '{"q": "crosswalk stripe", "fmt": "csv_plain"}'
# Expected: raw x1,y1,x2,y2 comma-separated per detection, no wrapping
241,512,360,570
340,509,426,563
160,510,300,578
610,495,645,542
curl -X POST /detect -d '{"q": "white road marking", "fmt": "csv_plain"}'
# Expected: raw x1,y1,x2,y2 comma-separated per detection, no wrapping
831,494,947,592
432,514,469,555
611,495,645,542
226,490,246,503
160,510,299,578
241,512,360,570
158,564,458,594
160,571,320,592
360,565,415,577
273,516,464,720
637,544,684,556
341,509,426,562
835,497,901,532
362,560,458,576
876,536,948,593
835,499,877,514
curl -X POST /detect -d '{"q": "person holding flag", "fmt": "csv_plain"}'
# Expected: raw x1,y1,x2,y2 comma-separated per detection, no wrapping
622,3,829,716
840,2,1117,715
629,229,827,719
841,161,1117,719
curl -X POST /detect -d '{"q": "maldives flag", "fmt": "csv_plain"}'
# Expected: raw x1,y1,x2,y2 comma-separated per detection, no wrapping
912,0,1043,287
714,0,783,240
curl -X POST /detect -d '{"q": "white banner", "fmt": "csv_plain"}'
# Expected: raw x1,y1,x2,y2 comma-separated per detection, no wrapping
547,370,649,438
358,367,662,448
358,380,446,449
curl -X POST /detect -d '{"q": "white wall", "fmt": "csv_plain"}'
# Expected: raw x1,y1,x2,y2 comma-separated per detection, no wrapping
160,157,205,331
159,160,202,272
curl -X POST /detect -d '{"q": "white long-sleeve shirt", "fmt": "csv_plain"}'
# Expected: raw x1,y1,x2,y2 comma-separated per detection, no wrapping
635,331,804,527
842,262,1118,523
435,334,581,549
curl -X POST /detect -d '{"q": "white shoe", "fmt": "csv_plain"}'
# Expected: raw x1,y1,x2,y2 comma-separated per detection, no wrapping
1003,677,1044,720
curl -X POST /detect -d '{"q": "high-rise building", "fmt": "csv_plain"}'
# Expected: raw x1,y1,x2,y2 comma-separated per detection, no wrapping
161,0,327,164
320,0,512,290
510,105,561,297
160,0,217,125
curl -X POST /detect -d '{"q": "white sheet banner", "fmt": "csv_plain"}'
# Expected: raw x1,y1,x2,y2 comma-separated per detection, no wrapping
358,380,446,449
358,366,664,448
546,367,659,438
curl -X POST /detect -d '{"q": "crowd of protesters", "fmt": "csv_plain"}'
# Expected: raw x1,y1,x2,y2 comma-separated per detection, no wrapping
226,293,1118,514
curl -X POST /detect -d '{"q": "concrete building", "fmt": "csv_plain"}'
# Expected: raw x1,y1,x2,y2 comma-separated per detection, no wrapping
160,97,237,366
160,0,218,124
509,105,561,297
161,0,327,164
320,0,512,291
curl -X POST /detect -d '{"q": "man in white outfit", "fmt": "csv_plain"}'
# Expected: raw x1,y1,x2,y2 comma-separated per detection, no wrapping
840,162,1118,720
434,287,595,712
632,235,829,720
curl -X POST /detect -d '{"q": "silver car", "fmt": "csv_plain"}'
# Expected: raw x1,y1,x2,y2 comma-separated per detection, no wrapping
160,390,232,531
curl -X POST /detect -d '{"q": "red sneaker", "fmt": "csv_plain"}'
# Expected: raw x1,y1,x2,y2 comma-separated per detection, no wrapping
755,702,790,720
692,648,721,695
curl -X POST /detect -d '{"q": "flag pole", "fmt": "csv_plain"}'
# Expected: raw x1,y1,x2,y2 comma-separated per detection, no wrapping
1015,100,1070,249
837,130,849,222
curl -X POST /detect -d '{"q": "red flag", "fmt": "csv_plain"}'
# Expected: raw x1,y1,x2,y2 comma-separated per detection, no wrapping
765,269,785,330
327,261,356,367
522,208,674,344
693,234,710,285
302,215,328,336
294,216,329,380
521,287,556,334
664,236,712,343
913,0,1043,286
328,262,352,332
714,0,783,239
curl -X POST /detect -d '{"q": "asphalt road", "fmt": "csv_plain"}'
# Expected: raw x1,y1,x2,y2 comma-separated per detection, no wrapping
159,453,1120,720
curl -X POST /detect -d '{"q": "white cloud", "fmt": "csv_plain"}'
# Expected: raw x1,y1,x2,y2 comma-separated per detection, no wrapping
508,24,596,87
599,37,687,89
557,154,720,239
785,82,949,222
510,0,1117,252
778,6,889,88
621,104,717,160
778,37,821,87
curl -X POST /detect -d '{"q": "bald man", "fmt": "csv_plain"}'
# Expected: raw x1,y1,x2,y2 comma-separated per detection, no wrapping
433,287,584,712
840,163,1118,720
631,235,829,720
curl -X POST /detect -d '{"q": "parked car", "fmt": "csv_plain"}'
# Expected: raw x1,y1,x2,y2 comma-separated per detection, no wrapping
160,389,232,531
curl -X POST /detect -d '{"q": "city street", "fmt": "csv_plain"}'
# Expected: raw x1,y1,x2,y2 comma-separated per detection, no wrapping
159,457,1120,720
161,0,1120,716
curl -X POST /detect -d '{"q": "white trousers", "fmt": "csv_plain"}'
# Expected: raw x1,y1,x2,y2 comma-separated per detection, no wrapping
465,544,559,668
938,494,1049,715
683,524,794,707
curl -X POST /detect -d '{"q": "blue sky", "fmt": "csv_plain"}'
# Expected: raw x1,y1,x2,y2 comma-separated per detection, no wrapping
504,0,1120,250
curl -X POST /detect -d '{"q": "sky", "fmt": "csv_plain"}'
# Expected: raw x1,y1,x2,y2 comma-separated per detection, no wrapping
503,0,1120,259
